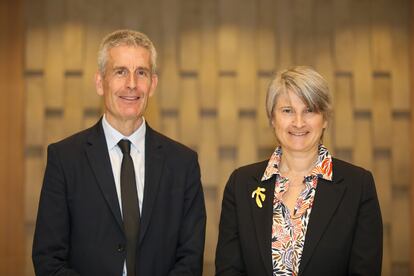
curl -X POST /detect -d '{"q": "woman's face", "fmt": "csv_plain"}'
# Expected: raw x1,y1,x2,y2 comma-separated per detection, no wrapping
272,90,327,155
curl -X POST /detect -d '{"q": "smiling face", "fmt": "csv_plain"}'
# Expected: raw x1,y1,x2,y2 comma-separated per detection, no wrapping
272,90,327,155
95,45,158,131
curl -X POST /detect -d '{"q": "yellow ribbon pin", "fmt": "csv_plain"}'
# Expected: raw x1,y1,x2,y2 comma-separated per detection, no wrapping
251,187,266,208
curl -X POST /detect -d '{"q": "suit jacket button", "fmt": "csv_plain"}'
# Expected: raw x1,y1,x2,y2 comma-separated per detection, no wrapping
117,244,125,252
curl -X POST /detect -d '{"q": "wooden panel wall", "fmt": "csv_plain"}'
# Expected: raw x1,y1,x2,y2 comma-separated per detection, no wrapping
0,0,25,275
23,0,411,275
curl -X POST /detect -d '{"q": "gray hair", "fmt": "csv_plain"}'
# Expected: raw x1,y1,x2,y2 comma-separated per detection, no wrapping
97,29,157,75
266,66,332,125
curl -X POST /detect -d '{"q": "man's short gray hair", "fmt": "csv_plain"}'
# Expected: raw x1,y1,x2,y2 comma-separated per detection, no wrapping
97,29,157,75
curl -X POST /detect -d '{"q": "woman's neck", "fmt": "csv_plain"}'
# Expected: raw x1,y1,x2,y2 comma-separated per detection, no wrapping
279,148,319,176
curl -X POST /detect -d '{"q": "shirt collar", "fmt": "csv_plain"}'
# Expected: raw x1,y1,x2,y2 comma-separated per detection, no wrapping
261,144,333,182
101,114,146,153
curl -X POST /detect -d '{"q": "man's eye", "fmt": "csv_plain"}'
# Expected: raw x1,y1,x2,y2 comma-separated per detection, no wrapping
115,69,126,76
137,70,148,77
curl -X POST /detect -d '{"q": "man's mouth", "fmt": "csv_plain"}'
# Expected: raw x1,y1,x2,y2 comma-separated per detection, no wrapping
119,95,140,101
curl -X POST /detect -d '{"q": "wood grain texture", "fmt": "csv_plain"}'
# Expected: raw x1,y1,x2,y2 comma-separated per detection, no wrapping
179,77,200,148
237,0,256,110
352,0,373,111
333,74,354,149
0,1,25,275
372,74,392,148
19,0,413,274
276,0,294,69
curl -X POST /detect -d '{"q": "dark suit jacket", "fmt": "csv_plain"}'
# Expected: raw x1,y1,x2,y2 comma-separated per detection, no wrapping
33,120,206,276
215,158,383,276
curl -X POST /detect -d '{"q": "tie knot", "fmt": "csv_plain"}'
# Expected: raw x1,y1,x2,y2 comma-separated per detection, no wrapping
118,139,131,155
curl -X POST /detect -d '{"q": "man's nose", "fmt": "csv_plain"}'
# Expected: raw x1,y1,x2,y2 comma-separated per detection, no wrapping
126,73,137,89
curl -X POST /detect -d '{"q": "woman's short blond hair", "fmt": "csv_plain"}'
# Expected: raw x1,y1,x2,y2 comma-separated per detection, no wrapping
266,66,332,125
97,29,157,75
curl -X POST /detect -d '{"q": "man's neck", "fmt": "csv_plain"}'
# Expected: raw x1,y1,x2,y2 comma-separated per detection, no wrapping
105,114,143,137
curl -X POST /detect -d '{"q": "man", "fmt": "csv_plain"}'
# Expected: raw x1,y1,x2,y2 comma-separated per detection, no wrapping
33,30,206,276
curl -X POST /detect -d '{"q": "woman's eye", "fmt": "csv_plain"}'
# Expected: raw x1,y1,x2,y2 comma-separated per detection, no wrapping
282,108,292,113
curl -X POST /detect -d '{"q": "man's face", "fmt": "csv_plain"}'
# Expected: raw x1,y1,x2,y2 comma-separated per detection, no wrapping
95,45,158,129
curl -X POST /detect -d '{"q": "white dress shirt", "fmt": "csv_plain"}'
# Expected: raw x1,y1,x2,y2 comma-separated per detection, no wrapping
102,114,146,276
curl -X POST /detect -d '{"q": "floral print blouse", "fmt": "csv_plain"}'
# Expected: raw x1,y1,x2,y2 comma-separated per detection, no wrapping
261,144,333,276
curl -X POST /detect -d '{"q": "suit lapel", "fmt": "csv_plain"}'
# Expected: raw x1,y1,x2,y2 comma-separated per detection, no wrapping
85,120,124,231
139,126,165,244
298,161,346,275
250,172,275,276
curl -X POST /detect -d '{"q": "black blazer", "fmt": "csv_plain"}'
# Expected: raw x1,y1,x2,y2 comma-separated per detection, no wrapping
215,158,382,276
33,120,206,276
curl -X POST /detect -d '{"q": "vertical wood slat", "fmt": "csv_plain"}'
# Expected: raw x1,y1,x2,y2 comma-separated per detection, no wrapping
392,117,411,187
179,77,200,148
45,0,65,109
411,0,414,272
237,115,257,167
333,74,354,149
0,0,25,275
392,191,410,263
26,77,45,146
64,76,83,136
199,0,217,110
82,0,105,116
293,0,313,65
257,0,276,72
179,0,201,72
352,0,373,111
237,0,256,110
64,0,84,72
25,0,46,71
218,77,238,147
203,187,218,264
276,0,294,68
390,0,410,111
372,74,392,148
353,116,373,171
371,0,393,72
199,116,219,187
217,0,239,72
333,0,353,71
159,0,179,110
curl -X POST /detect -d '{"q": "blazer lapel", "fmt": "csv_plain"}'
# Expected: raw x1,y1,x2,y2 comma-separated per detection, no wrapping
139,126,165,244
85,120,124,231
250,172,275,276
298,166,346,275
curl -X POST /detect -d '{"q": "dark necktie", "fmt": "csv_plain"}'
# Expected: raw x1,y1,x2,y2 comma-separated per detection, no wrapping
118,139,140,276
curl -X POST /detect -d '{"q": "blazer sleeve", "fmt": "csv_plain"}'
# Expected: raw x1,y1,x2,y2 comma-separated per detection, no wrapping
348,170,383,275
168,153,206,276
215,170,247,276
32,145,80,276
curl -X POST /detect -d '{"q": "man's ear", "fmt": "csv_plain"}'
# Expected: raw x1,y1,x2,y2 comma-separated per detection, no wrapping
95,72,104,96
149,73,158,97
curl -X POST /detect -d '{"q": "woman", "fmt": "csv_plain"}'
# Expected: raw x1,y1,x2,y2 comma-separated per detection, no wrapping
215,66,383,276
